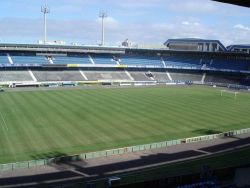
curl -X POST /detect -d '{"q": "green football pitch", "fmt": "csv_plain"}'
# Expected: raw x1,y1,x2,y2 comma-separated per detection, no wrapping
0,86,250,164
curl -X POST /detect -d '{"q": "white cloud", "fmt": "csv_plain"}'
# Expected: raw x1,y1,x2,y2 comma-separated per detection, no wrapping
52,5,83,13
181,21,190,25
168,0,217,13
0,0,250,47
193,22,200,26
96,16,118,25
181,21,200,26
152,23,174,30
234,24,250,31
110,0,165,9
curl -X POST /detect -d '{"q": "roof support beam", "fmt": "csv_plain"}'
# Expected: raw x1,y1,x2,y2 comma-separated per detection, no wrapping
212,0,250,7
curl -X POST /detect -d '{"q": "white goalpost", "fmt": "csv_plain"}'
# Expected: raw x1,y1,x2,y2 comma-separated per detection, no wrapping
220,90,239,99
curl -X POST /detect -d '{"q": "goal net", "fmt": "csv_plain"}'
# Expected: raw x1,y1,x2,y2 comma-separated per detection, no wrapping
220,90,239,99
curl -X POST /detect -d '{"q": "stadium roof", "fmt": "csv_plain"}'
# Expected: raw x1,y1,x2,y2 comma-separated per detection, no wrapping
212,0,250,7
164,38,227,51
227,44,250,51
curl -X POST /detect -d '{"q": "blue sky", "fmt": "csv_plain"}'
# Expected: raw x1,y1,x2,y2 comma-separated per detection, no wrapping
0,0,249,46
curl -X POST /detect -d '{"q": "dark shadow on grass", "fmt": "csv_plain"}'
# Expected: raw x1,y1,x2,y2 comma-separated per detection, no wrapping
31,151,67,160
30,151,88,167
193,129,222,135
193,128,243,140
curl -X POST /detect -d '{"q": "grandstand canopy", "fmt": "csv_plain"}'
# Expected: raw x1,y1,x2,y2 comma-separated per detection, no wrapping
164,38,226,52
212,0,250,7
227,45,250,53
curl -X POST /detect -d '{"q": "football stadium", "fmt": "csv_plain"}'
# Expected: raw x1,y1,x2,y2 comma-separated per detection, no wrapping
0,0,250,188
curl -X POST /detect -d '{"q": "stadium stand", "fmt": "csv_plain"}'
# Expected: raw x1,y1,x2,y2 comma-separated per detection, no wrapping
3,52,249,74
11,55,49,64
0,40,248,88
32,70,84,82
119,55,163,67
152,71,171,82
164,39,227,52
52,55,91,64
163,56,202,68
83,71,131,81
227,44,250,54
161,55,250,72
92,54,117,64
204,73,242,85
241,76,250,86
129,71,154,81
169,71,203,82
0,55,9,64
0,70,33,82
211,58,249,71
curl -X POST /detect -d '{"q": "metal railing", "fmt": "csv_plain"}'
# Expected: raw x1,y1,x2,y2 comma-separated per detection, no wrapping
0,127,249,172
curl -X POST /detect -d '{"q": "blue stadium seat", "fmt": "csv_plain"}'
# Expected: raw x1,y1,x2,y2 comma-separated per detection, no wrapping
52,55,90,64
163,56,202,69
2,53,249,72
0,55,9,64
11,55,48,64
211,59,249,71
92,54,117,64
119,55,163,67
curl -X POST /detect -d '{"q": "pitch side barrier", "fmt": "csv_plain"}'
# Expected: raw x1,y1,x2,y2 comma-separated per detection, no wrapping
0,128,249,172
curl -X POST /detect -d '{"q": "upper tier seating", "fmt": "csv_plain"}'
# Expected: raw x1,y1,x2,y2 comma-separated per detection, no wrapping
163,56,250,72
2,54,249,73
11,56,48,64
92,55,117,64
119,55,163,67
163,56,202,69
0,55,9,64
210,59,249,71
52,55,90,64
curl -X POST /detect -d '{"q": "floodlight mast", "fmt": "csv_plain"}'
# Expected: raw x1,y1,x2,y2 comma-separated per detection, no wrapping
41,4,50,44
99,11,108,46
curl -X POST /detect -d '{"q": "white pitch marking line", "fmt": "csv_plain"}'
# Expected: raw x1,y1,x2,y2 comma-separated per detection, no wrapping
0,110,18,162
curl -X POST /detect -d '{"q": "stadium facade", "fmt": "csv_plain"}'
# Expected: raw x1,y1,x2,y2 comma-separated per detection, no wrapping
0,39,250,188
0,39,249,89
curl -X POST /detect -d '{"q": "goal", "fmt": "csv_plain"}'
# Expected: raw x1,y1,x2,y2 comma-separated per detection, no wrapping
220,90,239,99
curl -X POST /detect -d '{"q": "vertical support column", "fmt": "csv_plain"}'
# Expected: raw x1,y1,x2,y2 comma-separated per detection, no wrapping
41,5,50,44
44,12,47,44
102,17,104,46
99,11,107,46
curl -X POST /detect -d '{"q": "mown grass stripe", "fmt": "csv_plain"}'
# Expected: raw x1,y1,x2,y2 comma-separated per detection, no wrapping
0,86,249,163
